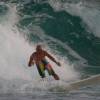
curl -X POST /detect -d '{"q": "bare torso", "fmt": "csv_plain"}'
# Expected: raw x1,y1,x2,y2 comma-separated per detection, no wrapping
32,50,46,64
28,48,60,67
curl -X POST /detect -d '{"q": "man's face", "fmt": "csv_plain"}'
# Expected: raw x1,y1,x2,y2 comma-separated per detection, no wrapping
36,45,42,51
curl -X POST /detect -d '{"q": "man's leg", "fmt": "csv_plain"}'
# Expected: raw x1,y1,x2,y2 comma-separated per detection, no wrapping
36,64,45,78
46,64,60,80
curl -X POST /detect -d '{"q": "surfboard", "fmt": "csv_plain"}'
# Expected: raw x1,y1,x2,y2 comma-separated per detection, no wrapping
49,74,100,91
65,74,100,91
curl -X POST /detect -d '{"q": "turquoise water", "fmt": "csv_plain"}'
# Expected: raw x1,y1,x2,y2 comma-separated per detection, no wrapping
0,0,100,100
18,0,100,66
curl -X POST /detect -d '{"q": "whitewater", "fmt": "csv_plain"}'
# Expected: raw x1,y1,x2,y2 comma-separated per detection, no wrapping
0,3,78,94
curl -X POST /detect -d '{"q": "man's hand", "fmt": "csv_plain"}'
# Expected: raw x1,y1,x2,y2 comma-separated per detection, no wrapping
56,62,61,66
28,61,34,67
28,63,32,67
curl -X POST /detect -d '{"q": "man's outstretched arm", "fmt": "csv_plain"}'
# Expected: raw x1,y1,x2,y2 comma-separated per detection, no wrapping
28,54,34,67
45,51,61,66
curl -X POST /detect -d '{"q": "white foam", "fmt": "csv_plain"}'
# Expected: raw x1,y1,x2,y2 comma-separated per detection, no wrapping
0,5,35,80
0,3,79,92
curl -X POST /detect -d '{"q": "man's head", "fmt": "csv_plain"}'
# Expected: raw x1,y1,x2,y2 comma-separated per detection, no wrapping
36,44,42,51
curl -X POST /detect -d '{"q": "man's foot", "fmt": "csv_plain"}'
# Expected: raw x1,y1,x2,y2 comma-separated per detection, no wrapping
53,74,60,80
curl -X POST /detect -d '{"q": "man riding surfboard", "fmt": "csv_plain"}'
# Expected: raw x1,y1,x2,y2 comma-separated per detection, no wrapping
28,45,61,80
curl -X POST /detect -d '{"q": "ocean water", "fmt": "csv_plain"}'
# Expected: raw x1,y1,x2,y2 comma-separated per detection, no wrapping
0,0,100,100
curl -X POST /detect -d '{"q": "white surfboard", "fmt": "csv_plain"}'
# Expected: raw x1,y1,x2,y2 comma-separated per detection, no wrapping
67,74,100,91
49,74,100,91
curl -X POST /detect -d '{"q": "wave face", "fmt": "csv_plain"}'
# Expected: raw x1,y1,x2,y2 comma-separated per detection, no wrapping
0,1,79,94
15,0,100,67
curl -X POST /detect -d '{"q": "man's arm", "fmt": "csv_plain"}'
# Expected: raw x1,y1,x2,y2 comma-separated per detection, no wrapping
28,54,34,67
45,51,61,66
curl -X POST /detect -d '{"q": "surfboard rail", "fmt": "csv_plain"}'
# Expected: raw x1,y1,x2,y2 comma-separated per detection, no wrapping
68,74,100,90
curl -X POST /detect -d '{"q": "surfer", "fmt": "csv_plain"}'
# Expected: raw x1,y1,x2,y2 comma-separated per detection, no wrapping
28,45,61,80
